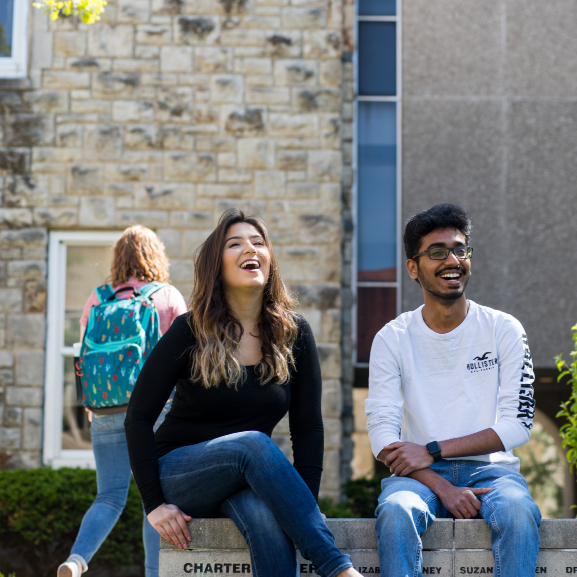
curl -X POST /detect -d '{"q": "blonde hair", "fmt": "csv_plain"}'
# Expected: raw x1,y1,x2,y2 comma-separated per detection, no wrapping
109,225,170,286
188,209,298,389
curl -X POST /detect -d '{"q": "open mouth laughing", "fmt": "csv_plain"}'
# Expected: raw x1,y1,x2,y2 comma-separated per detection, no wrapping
240,259,260,270
437,267,465,286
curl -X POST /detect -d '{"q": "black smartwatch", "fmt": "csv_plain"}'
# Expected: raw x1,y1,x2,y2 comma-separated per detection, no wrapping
426,441,443,462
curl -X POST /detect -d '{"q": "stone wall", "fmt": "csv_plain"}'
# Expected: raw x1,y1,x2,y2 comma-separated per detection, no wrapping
0,0,349,497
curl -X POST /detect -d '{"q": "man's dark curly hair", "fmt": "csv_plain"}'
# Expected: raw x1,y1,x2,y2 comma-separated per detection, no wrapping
404,204,472,260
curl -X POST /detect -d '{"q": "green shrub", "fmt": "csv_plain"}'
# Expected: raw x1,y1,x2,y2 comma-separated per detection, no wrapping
319,472,390,518
0,468,144,575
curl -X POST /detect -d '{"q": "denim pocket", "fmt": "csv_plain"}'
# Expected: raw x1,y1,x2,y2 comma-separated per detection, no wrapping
91,414,114,430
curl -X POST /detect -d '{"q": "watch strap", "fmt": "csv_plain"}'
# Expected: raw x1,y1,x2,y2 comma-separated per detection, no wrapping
426,441,443,462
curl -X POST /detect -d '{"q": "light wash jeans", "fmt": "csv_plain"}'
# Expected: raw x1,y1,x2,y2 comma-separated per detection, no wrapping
375,460,541,577
70,411,161,577
158,430,353,577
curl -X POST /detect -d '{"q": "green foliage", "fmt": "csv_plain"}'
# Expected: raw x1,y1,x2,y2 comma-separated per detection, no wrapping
319,472,391,518
0,24,11,57
555,324,577,471
0,468,144,568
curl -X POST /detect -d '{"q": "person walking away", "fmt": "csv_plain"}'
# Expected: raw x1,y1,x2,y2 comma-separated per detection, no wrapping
58,225,187,577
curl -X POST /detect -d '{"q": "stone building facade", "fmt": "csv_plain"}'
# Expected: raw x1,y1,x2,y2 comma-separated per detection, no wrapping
0,0,353,498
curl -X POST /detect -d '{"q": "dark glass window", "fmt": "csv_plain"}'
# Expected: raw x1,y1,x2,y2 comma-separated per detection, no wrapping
0,0,13,58
357,287,397,363
358,22,396,96
359,0,396,16
357,101,396,282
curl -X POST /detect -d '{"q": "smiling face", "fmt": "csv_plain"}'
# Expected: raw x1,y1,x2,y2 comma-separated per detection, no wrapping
220,222,271,293
406,227,472,303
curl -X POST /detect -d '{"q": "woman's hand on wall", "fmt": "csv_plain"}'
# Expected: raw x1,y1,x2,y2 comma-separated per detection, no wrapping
147,503,192,548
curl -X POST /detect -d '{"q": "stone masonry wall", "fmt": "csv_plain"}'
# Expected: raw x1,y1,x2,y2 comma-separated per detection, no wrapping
0,0,347,497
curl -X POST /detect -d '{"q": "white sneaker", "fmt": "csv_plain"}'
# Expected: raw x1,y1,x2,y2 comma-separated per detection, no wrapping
58,556,86,577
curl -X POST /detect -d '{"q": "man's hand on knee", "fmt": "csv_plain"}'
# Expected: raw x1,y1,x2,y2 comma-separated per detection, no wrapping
380,442,434,476
436,485,492,519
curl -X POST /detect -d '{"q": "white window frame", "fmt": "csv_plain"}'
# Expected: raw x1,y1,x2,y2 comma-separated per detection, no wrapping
0,0,29,78
43,231,122,469
352,0,403,367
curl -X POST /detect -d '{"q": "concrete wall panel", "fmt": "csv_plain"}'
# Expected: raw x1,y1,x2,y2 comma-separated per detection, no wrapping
403,0,503,97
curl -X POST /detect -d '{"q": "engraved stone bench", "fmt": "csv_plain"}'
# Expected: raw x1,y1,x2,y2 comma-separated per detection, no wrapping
160,518,577,576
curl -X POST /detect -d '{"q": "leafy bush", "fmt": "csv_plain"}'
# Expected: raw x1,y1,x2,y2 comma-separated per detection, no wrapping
319,473,391,518
556,324,577,471
0,468,144,576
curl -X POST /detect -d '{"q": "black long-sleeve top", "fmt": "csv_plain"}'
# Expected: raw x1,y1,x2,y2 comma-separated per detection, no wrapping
124,314,324,514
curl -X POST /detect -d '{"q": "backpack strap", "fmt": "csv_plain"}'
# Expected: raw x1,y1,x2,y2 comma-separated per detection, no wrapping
138,281,170,300
94,284,115,303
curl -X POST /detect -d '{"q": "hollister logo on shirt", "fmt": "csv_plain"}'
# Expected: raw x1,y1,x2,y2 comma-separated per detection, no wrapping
467,352,498,373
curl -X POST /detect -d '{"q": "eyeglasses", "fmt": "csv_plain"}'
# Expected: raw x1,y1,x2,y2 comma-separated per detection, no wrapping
411,246,473,260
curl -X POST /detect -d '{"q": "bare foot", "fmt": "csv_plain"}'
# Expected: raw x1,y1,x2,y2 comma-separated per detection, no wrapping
336,567,364,577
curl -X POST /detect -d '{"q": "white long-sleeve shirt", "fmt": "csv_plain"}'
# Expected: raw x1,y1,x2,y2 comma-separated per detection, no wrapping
365,300,535,471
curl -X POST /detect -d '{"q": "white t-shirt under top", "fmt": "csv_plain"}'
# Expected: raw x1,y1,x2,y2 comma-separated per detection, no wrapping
365,300,535,471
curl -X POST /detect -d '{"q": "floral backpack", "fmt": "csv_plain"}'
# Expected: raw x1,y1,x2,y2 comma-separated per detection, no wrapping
79,281,169,408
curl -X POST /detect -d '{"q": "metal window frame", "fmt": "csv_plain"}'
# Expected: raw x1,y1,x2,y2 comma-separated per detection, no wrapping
352,0,403,368
43,231,122,469
0,0,29,79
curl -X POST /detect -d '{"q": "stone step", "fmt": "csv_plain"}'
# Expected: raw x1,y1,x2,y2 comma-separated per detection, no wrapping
159,518,577,577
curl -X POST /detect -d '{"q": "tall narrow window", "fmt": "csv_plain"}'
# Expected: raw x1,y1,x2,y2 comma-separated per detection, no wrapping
0,0,28,78
351,0,401,479
44,232,120,468
354,1,401,364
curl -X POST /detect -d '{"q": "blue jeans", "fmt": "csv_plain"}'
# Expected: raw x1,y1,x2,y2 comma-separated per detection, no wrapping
70,412,161,577
158,431,353,577
375,460,541,577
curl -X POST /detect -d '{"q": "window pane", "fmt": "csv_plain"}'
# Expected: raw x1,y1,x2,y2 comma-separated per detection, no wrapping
65,245,113,346
357,287,396,363
358,22,396,96
0,0,14,57
62,356,92,450
357,101,396,282
359,0,396,16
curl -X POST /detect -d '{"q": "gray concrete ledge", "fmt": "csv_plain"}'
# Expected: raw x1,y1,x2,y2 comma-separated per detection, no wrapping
160,519,577,577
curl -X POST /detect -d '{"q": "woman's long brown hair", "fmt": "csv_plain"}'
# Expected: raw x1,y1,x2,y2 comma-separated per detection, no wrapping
188,209,298,388
109,225,170,286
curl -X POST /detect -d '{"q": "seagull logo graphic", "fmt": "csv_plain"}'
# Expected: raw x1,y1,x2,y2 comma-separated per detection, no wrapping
473,352,491,361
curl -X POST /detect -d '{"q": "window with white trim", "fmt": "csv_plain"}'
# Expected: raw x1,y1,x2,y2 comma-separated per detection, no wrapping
351,0,402,478
43,231,121,468
0,0,28,79
354,0,401,367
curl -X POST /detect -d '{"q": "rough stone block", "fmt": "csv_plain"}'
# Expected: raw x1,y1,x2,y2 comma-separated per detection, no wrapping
237,139,275,169
118,0,151,22
307,151,341,182
112,100,155,122
85,125,123,160
0,351,14,369
7,261,46,279
0,288,23,314
15,351,44,386
220,28,263,47
210,75,244,103
43,71,91,90
274,59,318,86
54,32,87,57
158,87,194,122
23,408,43,450
246,86,290,105
176,16,221,45
161,46,194,72
136,24,173,45
6,315,46,347
296,89,340,112
0,148,29,174
283,7,327,28
195,47,233,73
4,406,22,427
4,114,54,147
5,386,43,408
0,229,47,249
116,210,169,228
164,152,217,182
0,427,21,450
93,72,140,99
88,24,135,57
0,370,14,386
223,106,266,136
135,183,195,209
34,207,78,227
105,163,149,182
255,171,285,197
265,30,302,58
170,211,212,229
79,197,115,227
270,113,319,138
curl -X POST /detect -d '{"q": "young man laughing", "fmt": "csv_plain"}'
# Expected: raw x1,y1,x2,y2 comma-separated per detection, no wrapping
366,204,540,577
